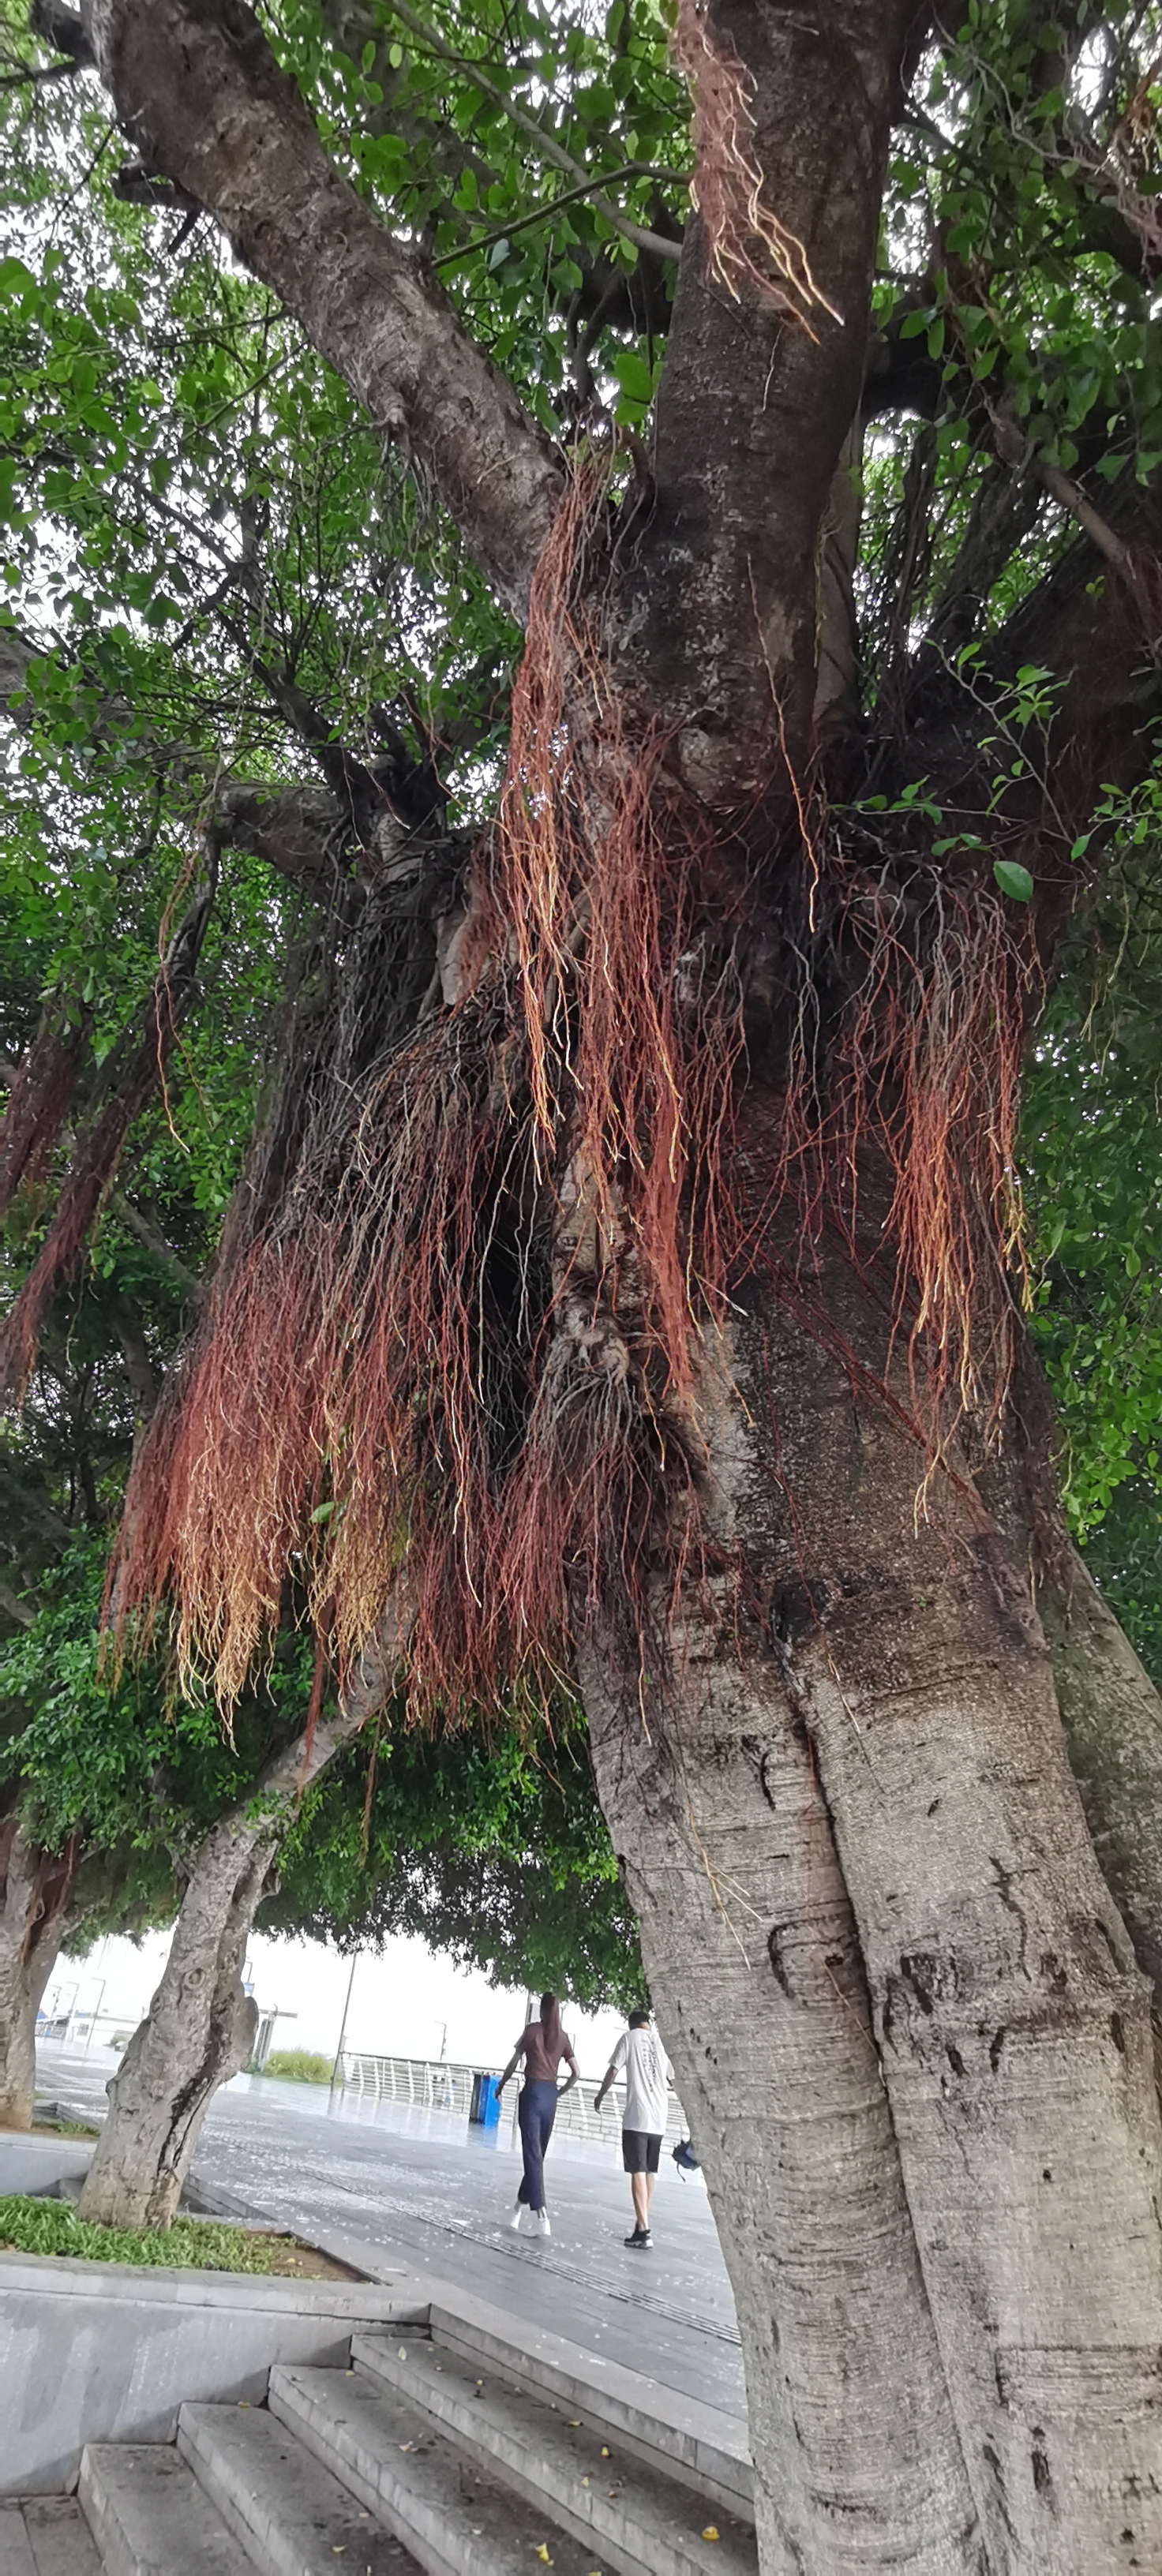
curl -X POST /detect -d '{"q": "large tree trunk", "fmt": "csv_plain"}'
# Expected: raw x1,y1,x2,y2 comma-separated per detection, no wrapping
78,1616,399,2227
0,1822,77,2130
583,1262,1162,2574
580,1619,983,2570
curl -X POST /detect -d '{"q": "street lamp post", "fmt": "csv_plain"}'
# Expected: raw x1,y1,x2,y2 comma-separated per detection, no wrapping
82,1979,106,2050
328,1953,358,2106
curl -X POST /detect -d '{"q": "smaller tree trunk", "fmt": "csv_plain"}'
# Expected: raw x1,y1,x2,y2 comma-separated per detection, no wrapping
77,1612,400,2227
77,1810,271,2227
1040,1548,1162,2001
0,1821,77,2130
976,1368,1162,2005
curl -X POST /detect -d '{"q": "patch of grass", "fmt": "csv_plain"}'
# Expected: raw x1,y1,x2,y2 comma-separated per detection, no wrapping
0,2193,292,2273
33,2118,99,2139
259,2050,334,2084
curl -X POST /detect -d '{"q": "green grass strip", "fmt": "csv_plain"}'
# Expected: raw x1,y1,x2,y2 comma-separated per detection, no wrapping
0,2193,285,2272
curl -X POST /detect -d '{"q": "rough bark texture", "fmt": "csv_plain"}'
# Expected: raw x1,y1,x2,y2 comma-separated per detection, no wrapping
0,1822,77,2130
77,1612,400,2226
585,1267,1162,2571
82,0,564,622
77,1809,270,2226
582,1611,982,2572
617,0,918,802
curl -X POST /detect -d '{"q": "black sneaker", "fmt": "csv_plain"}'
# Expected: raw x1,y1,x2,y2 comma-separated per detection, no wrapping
625,2226,652,2247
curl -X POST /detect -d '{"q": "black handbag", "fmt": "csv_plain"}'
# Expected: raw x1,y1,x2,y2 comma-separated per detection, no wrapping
672,2136,700,2172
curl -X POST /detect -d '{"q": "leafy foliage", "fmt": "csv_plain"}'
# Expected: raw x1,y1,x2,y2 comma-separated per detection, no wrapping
259,2048,334,2080
4,0,1162,1926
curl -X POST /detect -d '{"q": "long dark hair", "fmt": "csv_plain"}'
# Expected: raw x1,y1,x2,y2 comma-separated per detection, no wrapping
539,1992,562,2053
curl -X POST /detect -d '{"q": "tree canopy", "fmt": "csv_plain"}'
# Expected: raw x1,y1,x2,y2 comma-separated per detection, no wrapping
5,0,1162,1676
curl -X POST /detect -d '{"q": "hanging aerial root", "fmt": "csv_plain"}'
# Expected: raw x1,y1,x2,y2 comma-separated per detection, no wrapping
780,856,1039,1440
0,995,91,1220
107,468,1043,1720
671,0,840,331
1,871,216,1412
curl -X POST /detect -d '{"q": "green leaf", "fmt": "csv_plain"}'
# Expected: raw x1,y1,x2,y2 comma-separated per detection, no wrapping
993,859,1034,901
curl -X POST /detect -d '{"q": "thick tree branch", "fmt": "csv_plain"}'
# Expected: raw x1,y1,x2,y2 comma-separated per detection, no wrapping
30,0,92,65
619,0,924,805
0,1577,37,1630
80,0,565,619
110,1193,205,1308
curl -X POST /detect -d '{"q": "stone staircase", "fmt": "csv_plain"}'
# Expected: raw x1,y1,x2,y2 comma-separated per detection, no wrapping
2,2302,756,2576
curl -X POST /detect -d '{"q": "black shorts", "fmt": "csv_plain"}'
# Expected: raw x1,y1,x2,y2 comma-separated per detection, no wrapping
622,2129,662,2174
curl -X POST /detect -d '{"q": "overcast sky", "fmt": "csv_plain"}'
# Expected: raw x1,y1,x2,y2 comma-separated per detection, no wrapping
47,1926,631,2077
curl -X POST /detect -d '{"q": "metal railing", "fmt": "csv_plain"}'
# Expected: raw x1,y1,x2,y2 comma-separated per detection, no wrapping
335,2051,690,2146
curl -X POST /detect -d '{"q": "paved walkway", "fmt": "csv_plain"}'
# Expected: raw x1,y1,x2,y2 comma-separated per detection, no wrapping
36,2048,745,2421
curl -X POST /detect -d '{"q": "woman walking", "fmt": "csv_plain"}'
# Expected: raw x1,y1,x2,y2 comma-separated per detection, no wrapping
496,1993,578,2238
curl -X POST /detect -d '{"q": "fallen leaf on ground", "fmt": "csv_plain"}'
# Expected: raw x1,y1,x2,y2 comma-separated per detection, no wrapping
534,2549,553,2566
703,2529,720,2544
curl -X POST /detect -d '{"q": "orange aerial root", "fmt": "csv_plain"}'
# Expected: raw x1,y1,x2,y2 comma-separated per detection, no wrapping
670,0,840,331
109,466,1040,1718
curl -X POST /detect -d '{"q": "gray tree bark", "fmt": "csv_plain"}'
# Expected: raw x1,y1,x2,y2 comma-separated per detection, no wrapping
581,1606,983,2572
583,1280,1162,2574
77,1614,400,2226
0,1822,77,2130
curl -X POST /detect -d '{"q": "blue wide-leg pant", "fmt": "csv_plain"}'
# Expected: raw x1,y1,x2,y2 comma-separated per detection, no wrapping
516,2078,557,2212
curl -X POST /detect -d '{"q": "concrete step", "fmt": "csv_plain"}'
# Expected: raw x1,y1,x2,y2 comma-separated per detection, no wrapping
6,2500,100,2576
78,2443,259,2576
268,2364,604,2576
351,2332,756,2576
384,2304,753,2527
178,2402,422,2575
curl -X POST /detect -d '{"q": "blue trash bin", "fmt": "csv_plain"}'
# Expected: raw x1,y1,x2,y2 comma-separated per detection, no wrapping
469,2072,502,2128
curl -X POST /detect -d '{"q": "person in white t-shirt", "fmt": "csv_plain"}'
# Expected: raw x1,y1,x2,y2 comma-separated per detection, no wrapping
593,2009,673,2248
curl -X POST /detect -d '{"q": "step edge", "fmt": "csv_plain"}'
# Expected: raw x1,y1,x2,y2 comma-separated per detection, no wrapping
267,2370,553,2576
78,2444,251,2576
348,2352,755,2576
351,2316,754,2522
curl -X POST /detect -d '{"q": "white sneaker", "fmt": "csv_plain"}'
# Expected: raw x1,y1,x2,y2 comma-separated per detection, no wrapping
536,2210,551,2238
509,2203,525,2231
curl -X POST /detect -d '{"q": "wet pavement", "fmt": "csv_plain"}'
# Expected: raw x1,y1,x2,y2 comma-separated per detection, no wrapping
36,2046,745,2420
